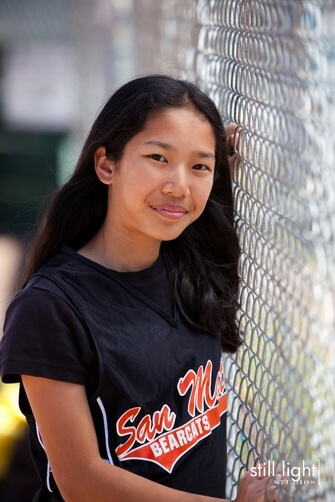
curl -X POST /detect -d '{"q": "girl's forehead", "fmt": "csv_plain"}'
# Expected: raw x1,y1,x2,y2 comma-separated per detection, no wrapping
125,107,216,157
146,105,208,124
140,107,215,140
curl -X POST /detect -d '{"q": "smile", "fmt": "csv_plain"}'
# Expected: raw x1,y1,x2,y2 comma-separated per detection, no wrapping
151,204,188,220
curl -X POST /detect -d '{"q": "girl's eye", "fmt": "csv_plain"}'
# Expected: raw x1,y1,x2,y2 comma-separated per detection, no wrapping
150,154,167,162
193,164,210,171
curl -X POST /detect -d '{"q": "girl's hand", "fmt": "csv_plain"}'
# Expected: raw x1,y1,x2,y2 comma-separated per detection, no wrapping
235,464,288,502
225,123,242,181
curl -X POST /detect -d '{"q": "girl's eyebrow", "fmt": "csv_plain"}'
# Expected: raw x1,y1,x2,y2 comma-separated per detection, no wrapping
143,140,215,159
144,140,173,150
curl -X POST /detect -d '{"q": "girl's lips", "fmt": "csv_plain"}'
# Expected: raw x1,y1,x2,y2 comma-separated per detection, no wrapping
151,204,188,220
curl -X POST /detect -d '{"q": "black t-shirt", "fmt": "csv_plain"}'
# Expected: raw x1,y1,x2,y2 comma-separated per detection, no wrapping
0,247,227,501
118,253,174,316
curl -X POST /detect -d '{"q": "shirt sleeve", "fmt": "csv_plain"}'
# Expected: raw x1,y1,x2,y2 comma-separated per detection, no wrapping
0,278,92,385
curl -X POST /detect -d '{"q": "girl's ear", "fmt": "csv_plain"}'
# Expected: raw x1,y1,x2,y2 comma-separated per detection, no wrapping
94,146,114,185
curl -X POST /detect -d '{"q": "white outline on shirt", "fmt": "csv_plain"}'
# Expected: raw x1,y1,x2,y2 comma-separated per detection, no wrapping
36,422,53,493
97,397,115,465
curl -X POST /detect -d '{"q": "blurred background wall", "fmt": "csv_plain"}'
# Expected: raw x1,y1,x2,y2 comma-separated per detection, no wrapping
0,0,137,238
0,1,334,501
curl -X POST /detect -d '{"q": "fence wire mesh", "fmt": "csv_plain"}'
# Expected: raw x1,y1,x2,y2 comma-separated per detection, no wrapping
134,1,335,501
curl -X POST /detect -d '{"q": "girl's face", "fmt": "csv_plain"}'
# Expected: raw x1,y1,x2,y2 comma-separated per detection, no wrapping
100,106,216,247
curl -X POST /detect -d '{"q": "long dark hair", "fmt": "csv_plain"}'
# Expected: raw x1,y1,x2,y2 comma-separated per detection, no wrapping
23,75,242,353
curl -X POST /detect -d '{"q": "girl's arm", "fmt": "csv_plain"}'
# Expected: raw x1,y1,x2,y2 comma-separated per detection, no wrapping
22,376,280,502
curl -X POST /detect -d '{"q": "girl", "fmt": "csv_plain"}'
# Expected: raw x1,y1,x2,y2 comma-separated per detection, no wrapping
0,75,280,501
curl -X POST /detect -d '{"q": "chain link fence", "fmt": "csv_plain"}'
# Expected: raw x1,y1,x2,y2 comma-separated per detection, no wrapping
134,1,335,500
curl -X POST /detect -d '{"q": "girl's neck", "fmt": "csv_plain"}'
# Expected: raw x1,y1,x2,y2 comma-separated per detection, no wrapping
77,225,161,273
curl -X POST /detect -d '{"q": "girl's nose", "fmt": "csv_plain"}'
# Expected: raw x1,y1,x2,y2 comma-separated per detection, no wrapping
161,166,191,198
